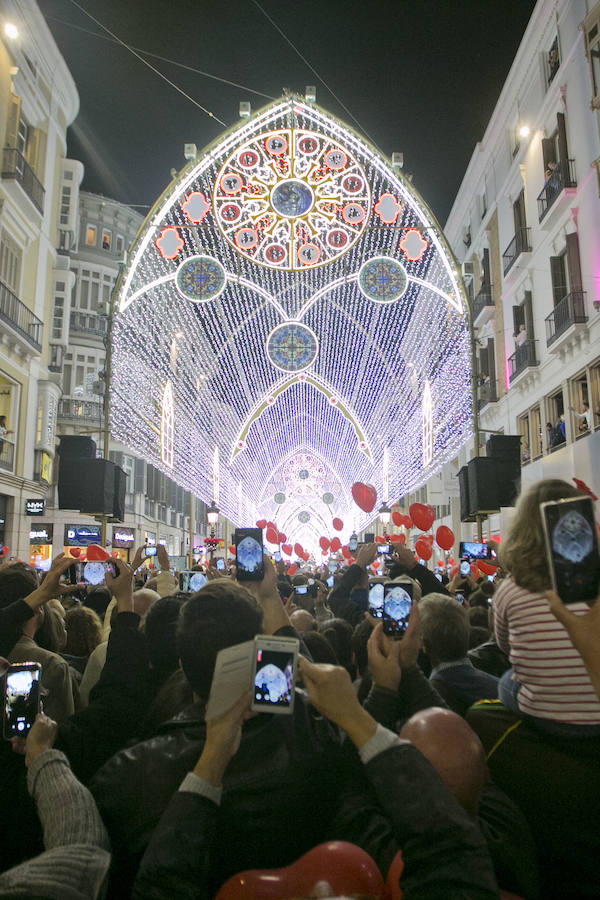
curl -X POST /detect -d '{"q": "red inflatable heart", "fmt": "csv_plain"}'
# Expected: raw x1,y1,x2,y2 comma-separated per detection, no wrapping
371,560,380,570
401,515,413,529
256,519,267,529
229,545,236,555
288,563,297,576
389,533,405,544
69,547,82,558
282,544,292,556
302,551,310,562
278,532,286,544
319,536,330,552
294,542,304,558
330,537,341,553
332,517,343,532
375,535,387,544
478,560,497,576
391,510,403,528
435,525,455,551
415,538,432,560
86,544,110,561
265,526,279,545
351,482,377,513
341,545,351,558
409,503,435,532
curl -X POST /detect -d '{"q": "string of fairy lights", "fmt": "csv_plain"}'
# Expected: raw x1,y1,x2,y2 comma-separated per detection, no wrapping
111,97,471,549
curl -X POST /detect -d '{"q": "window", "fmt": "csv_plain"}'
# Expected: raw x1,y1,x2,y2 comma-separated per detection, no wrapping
569,373,591,437
86,225,96,246
0,231,22,292
530,406,542,458
589,361,600,429
550,253,568,307
547,36,560,85
101,229,111,251
116,235,124,254
59,185,71,226
517,413,531,463
480,191,487,219
64,170,73,181
547,388,565,450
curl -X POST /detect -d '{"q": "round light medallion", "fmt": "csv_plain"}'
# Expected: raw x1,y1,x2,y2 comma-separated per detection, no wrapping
266,322,319,372
358,256,408,303
175,255,226,303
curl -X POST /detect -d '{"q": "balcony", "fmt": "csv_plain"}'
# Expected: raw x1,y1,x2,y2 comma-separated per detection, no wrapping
545,291,588,349
1,147,45,214
0,438,15,473
471,285,494,326
477,379,497,411
502,227,532,276
537,160,576,223
0,280,43,351
69,310,108,338
508,339,539,383
58,398,103,422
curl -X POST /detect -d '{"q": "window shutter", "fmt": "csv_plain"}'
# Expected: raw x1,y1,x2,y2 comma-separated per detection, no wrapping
479,348,489,377
565,232,582,291
541,137,556,170
487,339,496,393
556,112,569,167
6,94,21,149
523,291,534,339
482,248,491,290
513,190,526,230
512,305,525,333
550,256,567,306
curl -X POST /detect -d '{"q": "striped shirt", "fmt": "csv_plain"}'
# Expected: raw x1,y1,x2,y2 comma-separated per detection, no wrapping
494,577,600,724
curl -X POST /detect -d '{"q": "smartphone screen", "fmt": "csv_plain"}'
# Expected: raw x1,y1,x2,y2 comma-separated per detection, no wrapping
541,496,600,604
235,528,264,581
383,582,413,637
179,571,208,592
348,535,358,552
435,572,443,582
273,551,282,562
377,544,390,555
3,663,41,739
252,641,297,712
368,582,384,618
144,546,157,558
216,558,225,571
326,575,334,588
454,592,466,606
459,541,491,560
459,560,471,577
295,585,308,595
69,560,116,586
328,560,337,573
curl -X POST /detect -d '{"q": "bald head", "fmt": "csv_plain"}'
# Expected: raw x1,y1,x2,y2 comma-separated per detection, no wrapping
290,609,317,633
133,588,161,619
400,707,487,817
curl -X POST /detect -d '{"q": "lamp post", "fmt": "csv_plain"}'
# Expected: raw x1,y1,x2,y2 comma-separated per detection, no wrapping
206,500,220,561
378,502,391,530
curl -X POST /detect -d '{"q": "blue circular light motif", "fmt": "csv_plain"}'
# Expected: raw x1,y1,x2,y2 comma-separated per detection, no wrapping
274,491,286,504
298,511,310,524
267,322,318,373
237,536,263,573
358,256,408,304
175,255,226,303
270,180,314,218
298,470,310,481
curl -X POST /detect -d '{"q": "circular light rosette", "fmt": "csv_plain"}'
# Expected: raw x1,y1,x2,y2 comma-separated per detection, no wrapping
213,129,370,270
175,255,227,303
358,256,408,304
266,322,319,373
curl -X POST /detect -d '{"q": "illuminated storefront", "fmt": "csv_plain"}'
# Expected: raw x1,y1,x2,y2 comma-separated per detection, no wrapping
112,526,135,561
29,524,53,571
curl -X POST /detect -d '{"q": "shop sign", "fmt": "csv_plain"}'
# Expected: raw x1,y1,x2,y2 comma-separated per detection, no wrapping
25,498,45,516
112,527,135,548
65,524,102,546
30,524,53,543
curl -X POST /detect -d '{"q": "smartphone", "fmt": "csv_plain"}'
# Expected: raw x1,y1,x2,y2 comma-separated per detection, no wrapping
364,532,375,543
328,560,337,573
216,558,225,571
540,496,600,604
326,575,334,588
459,559,471,577
348,534,358,553
377,544,390,555
179,570,208,592
206,635,298,719
383,582,413,638
68,560,117,586
273,551,282,562
459,541,491,560
234,527,264,581
252,635,298,713
295,584,308,595
368,582,384,618
435,572,443,582
143,546,157,558
455,592,466,606
3,663,41,739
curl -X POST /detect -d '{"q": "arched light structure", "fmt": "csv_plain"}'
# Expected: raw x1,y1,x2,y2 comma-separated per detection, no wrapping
111,97,471,551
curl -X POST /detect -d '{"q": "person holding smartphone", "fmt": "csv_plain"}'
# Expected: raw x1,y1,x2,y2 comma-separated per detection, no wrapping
494,479,600,735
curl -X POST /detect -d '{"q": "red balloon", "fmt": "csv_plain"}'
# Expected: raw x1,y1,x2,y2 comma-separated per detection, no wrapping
401,515,413,530
332,517,343,532
282,544,293,556
435,525,455,551
351,482,377,513
288,563,297,576
278,532,287,544
391,510,403,528
448,557,456,566
228,545,236,555
70,547,82,558
375,535,387,544
302,551,310,562
436,560,444,568
341,545,351,559
389,533,402,542
470,562,480,579
415,538,432,561
86,544,110,561
330,537,342,553
423,534,434,543
409,503,435,532
294,542,304,558
256,519,267,529
319,536,331,552
371,560,380,570
478,560,497,576
267,521,277,531
265,526,279,544
0,545,7,556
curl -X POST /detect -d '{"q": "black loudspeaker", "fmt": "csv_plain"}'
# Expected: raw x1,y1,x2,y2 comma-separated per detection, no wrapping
57,437,97,510
112,465,127,521
458,466,474,522
78,459,116,516
468,457,502,515
486,434,521,460
486,434,521,508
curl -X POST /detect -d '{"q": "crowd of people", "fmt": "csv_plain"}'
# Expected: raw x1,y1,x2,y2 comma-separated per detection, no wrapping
0,476,599,899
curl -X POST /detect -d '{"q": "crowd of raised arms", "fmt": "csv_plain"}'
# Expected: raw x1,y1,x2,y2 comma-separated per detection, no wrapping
0,476,599,900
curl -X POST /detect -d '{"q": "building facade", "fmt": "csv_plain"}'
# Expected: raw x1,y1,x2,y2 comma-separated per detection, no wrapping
408,0,600,558
0,0,78,559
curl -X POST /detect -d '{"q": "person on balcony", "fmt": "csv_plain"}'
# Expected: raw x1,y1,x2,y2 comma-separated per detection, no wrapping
0,414,14,457
568,403,591,433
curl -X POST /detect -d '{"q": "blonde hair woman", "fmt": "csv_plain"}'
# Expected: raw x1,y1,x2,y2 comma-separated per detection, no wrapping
494,478,600,735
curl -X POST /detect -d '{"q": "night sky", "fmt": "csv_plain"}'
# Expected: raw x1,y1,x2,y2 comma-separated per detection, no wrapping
41,0,537,225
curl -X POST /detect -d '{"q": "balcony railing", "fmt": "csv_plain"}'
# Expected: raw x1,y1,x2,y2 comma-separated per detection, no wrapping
58,398,103,421
1,147,45,213
545,291,588,346
537,159,576,222
0,280,43,351
471,285,494,321
477,379,497,411
508,339,539,382
0,437,15,472
502,227,532,275
69,310,108,337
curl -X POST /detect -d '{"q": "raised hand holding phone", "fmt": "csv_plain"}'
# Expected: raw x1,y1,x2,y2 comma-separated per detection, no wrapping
194,691,253,788
24,553,76,610
105,557,134,613
299,658,377,748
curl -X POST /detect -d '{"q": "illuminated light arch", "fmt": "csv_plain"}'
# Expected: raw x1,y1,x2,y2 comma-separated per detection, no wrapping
231,372,373,462
111,96,472,553
160,381,174,468
422,380,433,467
